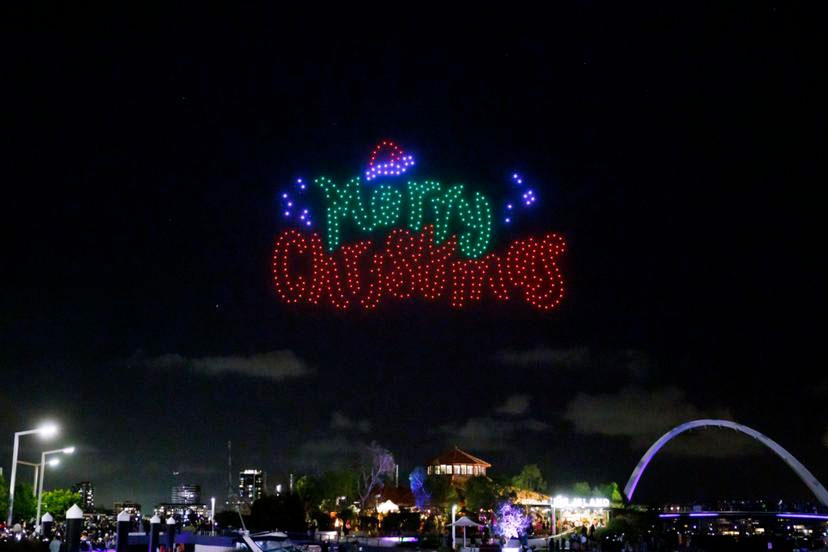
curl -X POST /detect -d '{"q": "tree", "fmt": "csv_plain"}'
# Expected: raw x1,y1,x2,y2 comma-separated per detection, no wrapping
424,475,459,513
357,442,395,509
572,481,592,497
594,482,624,507
511,465,546,493
215,510,244,529
464,476,503,512
295,474,323,512
0,473,8,519
320,469,359,508
12,482,37,523
41,489,82,519
408,467,430,509
250,494,307,532
493,501,530,540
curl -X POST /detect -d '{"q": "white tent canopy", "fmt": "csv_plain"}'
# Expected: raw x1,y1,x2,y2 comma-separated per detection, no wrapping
449,516,483,548
449,516,483,527
376,500,400,514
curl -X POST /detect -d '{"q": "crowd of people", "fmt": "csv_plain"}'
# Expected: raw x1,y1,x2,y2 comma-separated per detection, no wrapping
0,517,117,550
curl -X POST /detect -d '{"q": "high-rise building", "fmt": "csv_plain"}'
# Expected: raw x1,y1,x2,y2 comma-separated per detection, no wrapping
239,469,265,502
72,481,95,510
171,483,201,504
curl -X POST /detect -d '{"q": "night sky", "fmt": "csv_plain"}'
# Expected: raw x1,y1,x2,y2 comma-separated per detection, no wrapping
3,7,826,511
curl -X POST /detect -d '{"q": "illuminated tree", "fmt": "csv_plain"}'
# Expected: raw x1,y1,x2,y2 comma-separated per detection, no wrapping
357,442,395,509
494,501,530,540
40,489,82,519
408,467,431,509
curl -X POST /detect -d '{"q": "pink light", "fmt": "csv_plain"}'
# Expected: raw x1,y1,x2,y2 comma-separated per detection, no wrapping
776,513,828,520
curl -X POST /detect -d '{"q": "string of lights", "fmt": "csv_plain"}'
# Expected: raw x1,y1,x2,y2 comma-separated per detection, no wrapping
314,177,492,258
503,172,538,225
365,140,415,181
272,225,565,310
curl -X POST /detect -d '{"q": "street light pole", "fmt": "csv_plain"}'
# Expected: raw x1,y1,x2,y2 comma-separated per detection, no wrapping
7,424,59,525
451,504,457,551
210,497,216,536
36,447,75,532
8,432,20,525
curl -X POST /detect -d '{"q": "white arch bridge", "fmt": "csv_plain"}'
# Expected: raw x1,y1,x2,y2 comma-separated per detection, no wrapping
624,419,828,507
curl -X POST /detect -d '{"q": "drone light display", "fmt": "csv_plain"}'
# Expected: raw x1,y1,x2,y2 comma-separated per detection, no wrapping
272,141,566,311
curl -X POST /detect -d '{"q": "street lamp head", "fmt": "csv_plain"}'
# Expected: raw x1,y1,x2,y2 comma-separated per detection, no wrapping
47,458,60,467
62,446,76,454
38,423,59,439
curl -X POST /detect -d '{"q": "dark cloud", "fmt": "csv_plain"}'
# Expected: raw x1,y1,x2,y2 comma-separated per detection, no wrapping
331,411,372,433
497,346,590,368
495,395,531,416
291,436,366,472
438,416,551,451
495,347,650,381
140,351,313,381
562,386,755,457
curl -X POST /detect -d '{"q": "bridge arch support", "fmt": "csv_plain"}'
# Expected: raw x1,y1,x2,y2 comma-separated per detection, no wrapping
624,419,828,506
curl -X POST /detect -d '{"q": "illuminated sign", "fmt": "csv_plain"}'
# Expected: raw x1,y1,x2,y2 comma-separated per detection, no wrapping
272,141,567,311
551,496,610,509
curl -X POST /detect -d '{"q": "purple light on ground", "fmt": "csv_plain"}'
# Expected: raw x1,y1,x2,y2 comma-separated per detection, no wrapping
658,514,680,518
688,513,718,517
776,513,828,520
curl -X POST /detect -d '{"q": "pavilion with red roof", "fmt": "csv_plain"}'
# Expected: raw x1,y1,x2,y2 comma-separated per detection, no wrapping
426,446,492,479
